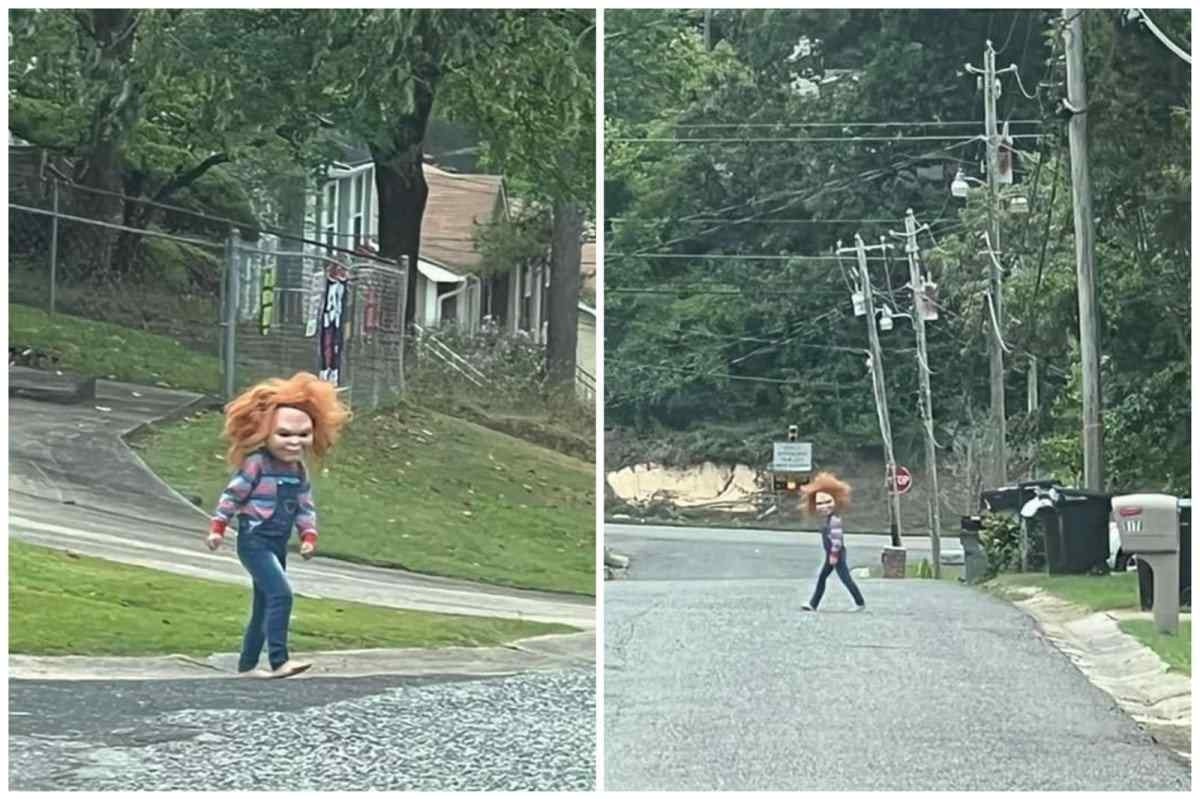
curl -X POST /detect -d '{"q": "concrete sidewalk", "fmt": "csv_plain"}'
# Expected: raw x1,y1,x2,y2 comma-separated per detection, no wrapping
1010,588,1191,762
9,370,594,632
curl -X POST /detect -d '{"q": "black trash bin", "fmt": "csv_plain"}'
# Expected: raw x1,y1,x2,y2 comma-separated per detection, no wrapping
1136,498,1191,610
1036,506,1068,575
1052,489,1111,574
960,515,988,583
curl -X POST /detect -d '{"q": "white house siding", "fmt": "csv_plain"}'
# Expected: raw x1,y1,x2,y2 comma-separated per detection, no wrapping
576,305,596,387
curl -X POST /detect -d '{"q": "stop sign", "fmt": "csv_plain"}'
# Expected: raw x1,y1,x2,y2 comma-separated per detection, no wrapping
889,466,913,495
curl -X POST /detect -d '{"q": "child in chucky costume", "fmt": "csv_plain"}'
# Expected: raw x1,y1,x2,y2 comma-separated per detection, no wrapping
206,372,350,678
800,471,866,613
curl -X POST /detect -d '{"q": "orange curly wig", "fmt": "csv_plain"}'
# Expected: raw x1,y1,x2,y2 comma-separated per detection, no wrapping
222,372,351,466
801,471,852,515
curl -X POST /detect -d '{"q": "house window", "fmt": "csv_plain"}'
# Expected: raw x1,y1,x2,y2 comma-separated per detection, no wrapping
352,172,366,247
323,181,338,250
364,167,373,244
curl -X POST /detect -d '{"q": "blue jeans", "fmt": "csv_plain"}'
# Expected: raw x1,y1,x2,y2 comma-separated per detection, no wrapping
809,552,865,609
236,532,293,671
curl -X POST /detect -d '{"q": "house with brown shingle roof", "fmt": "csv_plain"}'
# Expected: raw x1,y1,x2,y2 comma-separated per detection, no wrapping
318,150,594,396
318,154,550,339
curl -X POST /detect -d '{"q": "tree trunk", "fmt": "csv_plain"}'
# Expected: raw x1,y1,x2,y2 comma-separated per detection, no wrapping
372,145,429,334
370,79,436,337
70,10,143,281
545,198,584,391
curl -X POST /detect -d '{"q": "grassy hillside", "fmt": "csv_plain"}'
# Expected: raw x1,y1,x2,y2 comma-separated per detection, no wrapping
133,403,596,595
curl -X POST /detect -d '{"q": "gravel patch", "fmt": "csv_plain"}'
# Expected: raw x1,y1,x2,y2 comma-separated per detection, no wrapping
10,669,595,791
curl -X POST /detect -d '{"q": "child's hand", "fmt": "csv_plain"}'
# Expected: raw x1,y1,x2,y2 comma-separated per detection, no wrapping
829,553,839,566
206,533,224,552
300,541,316,560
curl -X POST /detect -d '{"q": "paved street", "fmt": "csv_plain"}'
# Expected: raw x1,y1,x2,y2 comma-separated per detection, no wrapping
10,669,595,790
604,523,1190,791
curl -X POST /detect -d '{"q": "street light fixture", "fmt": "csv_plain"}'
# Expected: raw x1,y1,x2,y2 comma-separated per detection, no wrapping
876,305,914,333
952,168,1029,214
951,168,985,198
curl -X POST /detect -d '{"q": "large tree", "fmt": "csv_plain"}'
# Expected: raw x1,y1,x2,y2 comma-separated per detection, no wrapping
604,9,1189,492
293,10,502,333
444,9,596,389
9,9,324,274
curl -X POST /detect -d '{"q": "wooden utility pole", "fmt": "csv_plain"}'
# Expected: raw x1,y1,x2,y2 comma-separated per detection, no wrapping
1063,9,1104,491
704,10,712,50
983,40,1007,490
901,210,941,577
852,235,904,549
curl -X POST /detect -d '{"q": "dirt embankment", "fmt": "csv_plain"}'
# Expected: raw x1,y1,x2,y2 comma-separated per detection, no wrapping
605,428,976,535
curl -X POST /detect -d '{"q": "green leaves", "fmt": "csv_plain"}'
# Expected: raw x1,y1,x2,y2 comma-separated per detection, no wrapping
441,10,595,207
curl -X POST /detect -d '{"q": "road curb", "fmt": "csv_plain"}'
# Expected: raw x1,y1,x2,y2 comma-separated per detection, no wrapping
9,631,595,682
120,389,224,519
1011,589,1191,762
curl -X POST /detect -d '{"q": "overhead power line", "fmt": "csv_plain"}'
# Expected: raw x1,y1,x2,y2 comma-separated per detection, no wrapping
607,252,891,262
613,362,862,390
662,119,1043,129
615,134,985,144
644,136,986,250
610,134,1042,144
608,216,960,225
1130,9,1191,64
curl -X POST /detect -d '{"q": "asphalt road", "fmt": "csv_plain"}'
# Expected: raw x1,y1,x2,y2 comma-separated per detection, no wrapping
10,669,595,791
604,523,1190,791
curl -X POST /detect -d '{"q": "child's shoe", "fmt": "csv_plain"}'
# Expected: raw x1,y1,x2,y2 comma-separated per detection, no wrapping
268,660,313,679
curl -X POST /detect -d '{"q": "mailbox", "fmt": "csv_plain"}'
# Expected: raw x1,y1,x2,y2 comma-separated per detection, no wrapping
1112,494,1179,554
1111,493,1181,635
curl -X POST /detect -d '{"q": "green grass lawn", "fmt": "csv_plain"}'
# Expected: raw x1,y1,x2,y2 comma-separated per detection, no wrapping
11,303,596,594
10,303,221,394
984,571,1142,612
983,571,1190,673
1118,619,1191,675
9,541,573,658
131,402,596,595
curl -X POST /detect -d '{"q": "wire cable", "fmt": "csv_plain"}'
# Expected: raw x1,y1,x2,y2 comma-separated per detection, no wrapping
645,137,987,252
1132,9,1192,64
612,134,1041,144
663,119,1043,129
607,252,890,262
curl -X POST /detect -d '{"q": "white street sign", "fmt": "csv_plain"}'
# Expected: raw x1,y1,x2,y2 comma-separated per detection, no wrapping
773,442,812,472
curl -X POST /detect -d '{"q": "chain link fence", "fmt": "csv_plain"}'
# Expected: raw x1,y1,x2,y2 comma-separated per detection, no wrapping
9,155,407,410
225,231,407,410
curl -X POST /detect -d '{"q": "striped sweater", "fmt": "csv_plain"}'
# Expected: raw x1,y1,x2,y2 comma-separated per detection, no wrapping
821,513,846,559
209,451,318,543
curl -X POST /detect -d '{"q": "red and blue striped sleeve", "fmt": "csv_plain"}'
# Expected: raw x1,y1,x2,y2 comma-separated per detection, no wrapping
828,514,845,556
210,455,264,536
296,484,318,545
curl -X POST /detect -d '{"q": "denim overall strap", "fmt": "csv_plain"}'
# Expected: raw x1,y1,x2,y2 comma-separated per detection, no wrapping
258,478,303,537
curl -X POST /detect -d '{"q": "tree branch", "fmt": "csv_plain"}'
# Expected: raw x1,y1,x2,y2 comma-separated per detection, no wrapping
153,151,231,203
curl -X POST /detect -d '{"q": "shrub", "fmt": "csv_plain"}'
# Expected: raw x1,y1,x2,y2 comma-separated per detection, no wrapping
980,510,1046,576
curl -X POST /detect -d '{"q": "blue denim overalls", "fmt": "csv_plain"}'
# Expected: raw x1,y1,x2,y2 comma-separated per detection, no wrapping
236,475,305,672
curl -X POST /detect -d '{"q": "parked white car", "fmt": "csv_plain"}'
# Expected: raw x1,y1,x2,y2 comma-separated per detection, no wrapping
1108,519,1137,571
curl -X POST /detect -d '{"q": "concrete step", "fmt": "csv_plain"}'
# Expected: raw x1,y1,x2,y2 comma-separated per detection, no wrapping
9,366,96,404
